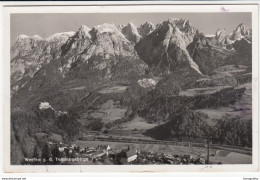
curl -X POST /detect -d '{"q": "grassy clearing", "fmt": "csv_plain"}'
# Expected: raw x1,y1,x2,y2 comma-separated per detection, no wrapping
49,133,63,142
70,86,87,90
233,83,252,110
98,86,128,94
78,99,128,125
179,86,232,97
195,108,245,126
89,100,127,123
121,116,157,130
214,65,248,75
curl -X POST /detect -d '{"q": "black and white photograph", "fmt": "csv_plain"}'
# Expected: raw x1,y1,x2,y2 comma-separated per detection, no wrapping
1,3,259,173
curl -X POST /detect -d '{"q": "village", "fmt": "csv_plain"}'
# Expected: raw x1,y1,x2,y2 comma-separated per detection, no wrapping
23,139,212,165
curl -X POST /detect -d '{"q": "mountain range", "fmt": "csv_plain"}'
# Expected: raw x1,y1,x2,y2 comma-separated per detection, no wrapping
11,19,251,97
10,18,252,164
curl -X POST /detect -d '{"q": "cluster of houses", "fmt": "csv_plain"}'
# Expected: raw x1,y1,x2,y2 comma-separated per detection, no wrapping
43,141,209,165
45,141,138,164
135,151,208,164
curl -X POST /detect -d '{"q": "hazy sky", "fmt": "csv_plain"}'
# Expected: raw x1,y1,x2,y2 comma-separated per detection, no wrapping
11,13,251,44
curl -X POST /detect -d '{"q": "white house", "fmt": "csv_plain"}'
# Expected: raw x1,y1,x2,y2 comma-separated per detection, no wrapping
126,150,137,163
58,147,66,152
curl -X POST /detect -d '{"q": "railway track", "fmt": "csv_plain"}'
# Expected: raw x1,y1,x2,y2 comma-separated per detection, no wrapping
79,136,252,155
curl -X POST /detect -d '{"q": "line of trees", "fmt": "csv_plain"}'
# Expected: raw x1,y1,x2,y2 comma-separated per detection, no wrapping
138,86,246,123
144,109,252,147
212,115,252,147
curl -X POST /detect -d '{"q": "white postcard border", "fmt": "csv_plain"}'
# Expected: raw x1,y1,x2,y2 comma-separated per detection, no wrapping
1,2,259,173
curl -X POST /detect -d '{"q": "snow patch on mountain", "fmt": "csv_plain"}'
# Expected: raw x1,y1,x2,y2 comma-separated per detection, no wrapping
138,78,158,89
205,34,215,38
93,23,120,34
17,35,29,39
46,31,75,41
32,35,43,40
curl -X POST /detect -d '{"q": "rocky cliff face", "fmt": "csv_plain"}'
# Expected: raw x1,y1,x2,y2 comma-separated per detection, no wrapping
187,32,231,74
138,21,156,37
11,23,147,110
121,22,142,43
206,23,252,49
11,20,252,111
231,23,252,42
11,32,75,95
214,28,233,47
187,23,252,75
135,19,201,76
118,21,156,42
215,28,227,43
67,23,146,79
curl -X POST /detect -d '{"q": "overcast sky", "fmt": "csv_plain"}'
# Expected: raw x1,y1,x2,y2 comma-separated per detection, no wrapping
11,13,251,44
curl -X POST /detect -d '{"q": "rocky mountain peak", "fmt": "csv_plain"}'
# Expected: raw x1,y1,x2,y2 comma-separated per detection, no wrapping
11,34,46,60
11,31,76,95
92,23,119,35
15,35,31,44
126,22,138,31
89,23,130,43
192,31,209,46
157,18,197,45
128,22,136,27
58,21,147,79
117,24,126,31
32,35,43,40
16,34,43,42
76,25,91,38
121,22,141,43
160,19,197,46
165,18,195,34
215,28,226,39
144,21,154,26
235,23,247,34
59,25,93,69
231,23,252,41
14,34,44,47
138,21,155,37
16,34,29,40
135,19,201,75
210,28,234,48
215,28,228,46
46,31,75,42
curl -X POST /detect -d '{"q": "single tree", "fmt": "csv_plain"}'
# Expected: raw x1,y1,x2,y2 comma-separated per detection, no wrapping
41,143,50,163
32,145,39,159
51,145,60,163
